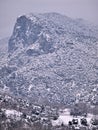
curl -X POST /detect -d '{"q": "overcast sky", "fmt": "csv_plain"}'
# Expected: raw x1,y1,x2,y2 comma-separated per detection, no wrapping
0,0,98,39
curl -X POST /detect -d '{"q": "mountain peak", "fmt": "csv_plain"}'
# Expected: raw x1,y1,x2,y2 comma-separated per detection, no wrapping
8,12,98,54
1,12,98,106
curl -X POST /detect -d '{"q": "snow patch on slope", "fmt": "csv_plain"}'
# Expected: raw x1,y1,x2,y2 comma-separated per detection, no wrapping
4,109,22,120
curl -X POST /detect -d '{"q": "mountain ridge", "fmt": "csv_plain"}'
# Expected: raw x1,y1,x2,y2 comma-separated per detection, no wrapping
0,12,98,106
8,12,98,53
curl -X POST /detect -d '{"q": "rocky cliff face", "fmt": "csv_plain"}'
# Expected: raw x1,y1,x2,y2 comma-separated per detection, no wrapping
0,13,98,106
8,13,98,54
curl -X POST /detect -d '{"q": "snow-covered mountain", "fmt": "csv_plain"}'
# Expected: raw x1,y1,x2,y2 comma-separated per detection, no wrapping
0,13,98,106
0,38,9,67
8,13,98,53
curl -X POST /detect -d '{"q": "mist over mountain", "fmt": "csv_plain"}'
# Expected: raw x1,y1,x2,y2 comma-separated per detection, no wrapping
0,13,98,106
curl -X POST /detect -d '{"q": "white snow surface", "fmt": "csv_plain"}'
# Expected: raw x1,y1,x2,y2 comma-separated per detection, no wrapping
4,109,22,120
28,84,33,92
52,108,93,126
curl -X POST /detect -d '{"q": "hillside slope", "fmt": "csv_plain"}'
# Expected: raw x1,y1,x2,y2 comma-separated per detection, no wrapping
0,13,98,106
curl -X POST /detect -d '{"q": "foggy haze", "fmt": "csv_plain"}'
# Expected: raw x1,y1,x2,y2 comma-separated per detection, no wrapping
0,0,98,39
